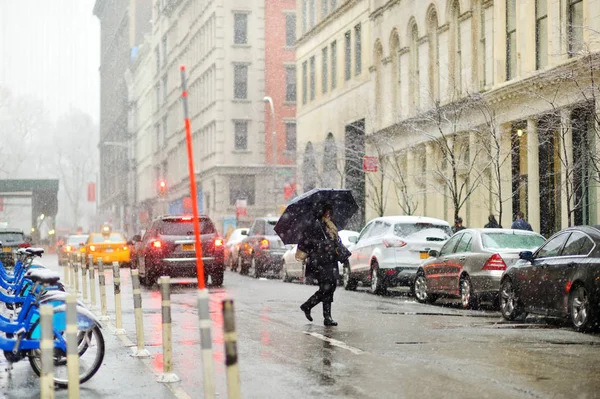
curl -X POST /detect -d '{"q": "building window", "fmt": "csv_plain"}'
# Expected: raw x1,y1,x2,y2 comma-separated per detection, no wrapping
285,14,296,47
331,41,337,89
506,0,517,80
322,0,328,18
309,56,316,101
155,46,160,74
229,175,255,205
285,122,297,152
409,23,420,112
309,0,315,28
234,13,248,45
322,47,328,93
155,85,160,110
162,35,168,66
344,30,351,81
536,0,548,69
233,64,248,99
331,0,337,10
155,123,160,151
162,116,168,144
428,10,439,102
479,5,487,86
568,0,584,56
285,66,296,102
302,0,308,33
234,120,248,150
302,61,307,104
162,74,168,103
451,1,461,94
354,24,362,76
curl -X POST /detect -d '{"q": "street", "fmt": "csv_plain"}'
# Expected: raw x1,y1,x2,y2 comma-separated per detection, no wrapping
27,254,600,399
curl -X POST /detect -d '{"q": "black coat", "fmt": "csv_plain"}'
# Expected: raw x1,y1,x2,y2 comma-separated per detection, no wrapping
298,220,339,281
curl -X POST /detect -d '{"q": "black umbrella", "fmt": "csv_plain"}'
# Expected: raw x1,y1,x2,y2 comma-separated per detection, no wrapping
274,188,358,244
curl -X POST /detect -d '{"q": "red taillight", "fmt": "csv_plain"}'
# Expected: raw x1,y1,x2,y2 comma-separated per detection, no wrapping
483,253,507,271
152,240,162,249
385,269,396,275
260,239,270,250
19,243,31,248
382,239,406,248
214,239,223,247
181,216,192,221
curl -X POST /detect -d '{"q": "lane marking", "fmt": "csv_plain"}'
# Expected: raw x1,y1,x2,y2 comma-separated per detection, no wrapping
303,331,364,355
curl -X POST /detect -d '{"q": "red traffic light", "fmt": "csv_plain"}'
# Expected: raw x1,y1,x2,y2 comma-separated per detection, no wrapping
159,180,166,188
158,180,167,197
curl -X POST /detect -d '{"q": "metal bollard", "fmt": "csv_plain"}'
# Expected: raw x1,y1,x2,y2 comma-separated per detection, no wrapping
130,269,150,357
74,254,80,294
198,289,216,398
157,276,180,383
222,299,241,399
66,295,80,398
69,254,75,293
97,259,109,321
112,262,126,335
81,257,89,304
63,256,70,287
88,255,96,309
39,304,55,399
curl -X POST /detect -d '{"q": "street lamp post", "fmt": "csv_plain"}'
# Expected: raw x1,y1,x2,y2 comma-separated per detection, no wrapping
263,96,276,212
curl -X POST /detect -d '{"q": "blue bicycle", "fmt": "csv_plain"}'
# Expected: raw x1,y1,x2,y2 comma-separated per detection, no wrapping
0,248,104,386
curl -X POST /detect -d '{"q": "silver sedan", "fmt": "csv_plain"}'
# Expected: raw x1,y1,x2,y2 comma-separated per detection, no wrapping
414,228,546,309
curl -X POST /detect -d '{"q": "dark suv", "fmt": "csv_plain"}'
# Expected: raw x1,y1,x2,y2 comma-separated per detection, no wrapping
135,215,225,286
0,229,29,268
238,217,286,278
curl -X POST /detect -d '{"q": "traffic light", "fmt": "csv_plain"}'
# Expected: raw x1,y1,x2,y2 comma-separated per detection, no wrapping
158,180,167,197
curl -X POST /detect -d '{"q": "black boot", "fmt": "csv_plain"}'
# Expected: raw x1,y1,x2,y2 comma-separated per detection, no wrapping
323,302,337,326
300,303,313,322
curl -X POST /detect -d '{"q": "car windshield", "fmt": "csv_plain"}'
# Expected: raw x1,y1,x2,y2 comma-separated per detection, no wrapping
482,233,546,251
394,223,451,240
91,233,126,243
0,232,24,244
158,218,216,235
67,235,89,245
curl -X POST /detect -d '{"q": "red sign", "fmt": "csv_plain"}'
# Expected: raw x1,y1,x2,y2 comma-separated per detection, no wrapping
284,182,297,201
87,182,96,202
362,156,379,172
236,199,248,218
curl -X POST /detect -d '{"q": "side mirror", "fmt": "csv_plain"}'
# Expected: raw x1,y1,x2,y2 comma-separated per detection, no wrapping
348,236,358,244
519,251,534,262
241,230,248,236
132,234,142,242
428,249,439,258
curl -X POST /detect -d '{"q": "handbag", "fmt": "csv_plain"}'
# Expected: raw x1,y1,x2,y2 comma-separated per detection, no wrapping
319,223,351,263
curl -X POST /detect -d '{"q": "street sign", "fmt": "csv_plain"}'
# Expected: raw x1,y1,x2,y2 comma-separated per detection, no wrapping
236,199,247,218
362,156,378,172
87,183,96,202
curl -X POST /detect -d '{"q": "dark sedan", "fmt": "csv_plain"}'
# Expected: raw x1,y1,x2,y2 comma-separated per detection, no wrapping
500,225,600,332
238,217,286,278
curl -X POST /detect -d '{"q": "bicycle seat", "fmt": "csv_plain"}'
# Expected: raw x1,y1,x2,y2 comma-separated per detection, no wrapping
26,269,60,285
25,248,44,257
16,248,28,255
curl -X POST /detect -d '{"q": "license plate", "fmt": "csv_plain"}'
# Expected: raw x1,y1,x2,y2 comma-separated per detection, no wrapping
182,244,194,251
105,248,114,253
2,247,11,253
420,251,429,259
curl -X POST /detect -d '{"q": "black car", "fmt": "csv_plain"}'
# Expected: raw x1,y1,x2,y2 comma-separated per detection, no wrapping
0,229,29,268
500,226,600,332
238,217,286,278
134,215,225,286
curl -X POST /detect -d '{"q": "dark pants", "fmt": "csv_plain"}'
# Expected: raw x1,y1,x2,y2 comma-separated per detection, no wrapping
303,264,337,311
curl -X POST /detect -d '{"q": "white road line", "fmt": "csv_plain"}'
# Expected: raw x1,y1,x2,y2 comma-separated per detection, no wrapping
303,331,364,355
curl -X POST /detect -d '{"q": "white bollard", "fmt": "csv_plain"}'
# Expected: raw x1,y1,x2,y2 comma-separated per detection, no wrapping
157,276,180,383
112,262,126,335
198,289,216,398
130,269,150,357
88,255,96,309
66,295,80,398
39,304,55,399
98,258,109,321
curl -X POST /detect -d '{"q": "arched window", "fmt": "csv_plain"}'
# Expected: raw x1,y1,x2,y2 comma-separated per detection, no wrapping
374,40,384,125
450,0,461,96
408,21,420,113
427,7,439,103
303,142,318,192
390,30,401,120
322,133,339,187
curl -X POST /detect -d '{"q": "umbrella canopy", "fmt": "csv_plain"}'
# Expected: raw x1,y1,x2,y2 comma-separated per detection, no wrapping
274,188,358,244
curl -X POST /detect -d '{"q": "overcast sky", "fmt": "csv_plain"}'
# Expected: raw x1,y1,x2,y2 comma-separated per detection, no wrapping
0,0,100,123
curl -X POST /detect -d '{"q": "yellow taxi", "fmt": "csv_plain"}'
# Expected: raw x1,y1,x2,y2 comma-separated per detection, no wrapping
84,227,130,266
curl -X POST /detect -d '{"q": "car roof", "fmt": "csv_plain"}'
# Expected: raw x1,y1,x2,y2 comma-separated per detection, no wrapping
460,228,545,237
0,229,24,234
368,216,450,226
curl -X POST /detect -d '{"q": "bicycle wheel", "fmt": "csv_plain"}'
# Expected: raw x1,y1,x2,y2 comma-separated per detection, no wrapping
28,325,105,387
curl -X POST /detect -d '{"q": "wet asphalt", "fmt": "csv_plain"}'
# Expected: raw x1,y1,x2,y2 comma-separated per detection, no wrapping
6,254,600,398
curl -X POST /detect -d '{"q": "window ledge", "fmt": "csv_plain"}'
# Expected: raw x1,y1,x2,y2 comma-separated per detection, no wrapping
283,45,295,51
232,99,251,103
283,100,297,106
232,150,251,154
232,43,251,48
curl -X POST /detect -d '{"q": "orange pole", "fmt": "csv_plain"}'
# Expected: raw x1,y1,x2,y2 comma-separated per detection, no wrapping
180,65,206,290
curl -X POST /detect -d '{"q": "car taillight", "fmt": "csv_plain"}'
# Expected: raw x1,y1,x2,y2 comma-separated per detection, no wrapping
260,239,270,250
89,245,96,252
19,243,31,248
382,238,406,248
152,240,162,249
214,238,223,247
483,253,507,271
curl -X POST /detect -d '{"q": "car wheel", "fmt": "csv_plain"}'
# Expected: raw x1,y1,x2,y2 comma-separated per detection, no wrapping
343,263,357,291
282,263,292,283
370,262,386,295
141,268,158,287
413,273,432,303
252,257,261,279
460,275,479,309
500,278,523,321
211,269,224,287
238,255,247,275
570,284,596,332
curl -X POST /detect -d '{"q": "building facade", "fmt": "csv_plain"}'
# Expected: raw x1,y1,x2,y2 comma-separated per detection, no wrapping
298,0,600,236
93,0,152,233
127,0,297,234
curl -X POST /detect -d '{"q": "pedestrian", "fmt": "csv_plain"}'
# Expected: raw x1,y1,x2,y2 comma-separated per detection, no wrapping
297,202,342,326
484,215,501,228
452,217,466,234
511,211,533,231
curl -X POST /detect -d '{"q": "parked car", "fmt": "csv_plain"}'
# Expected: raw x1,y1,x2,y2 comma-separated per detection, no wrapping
238,217,286,278
414,228,546,309
344,216,452,294
225,228,249,271
58,234,89,265
0,228,30,268
500,226,600,332
134,215,225,286
281,230,359,283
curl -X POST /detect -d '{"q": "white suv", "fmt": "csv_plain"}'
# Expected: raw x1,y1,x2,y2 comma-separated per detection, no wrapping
343,216,451,295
